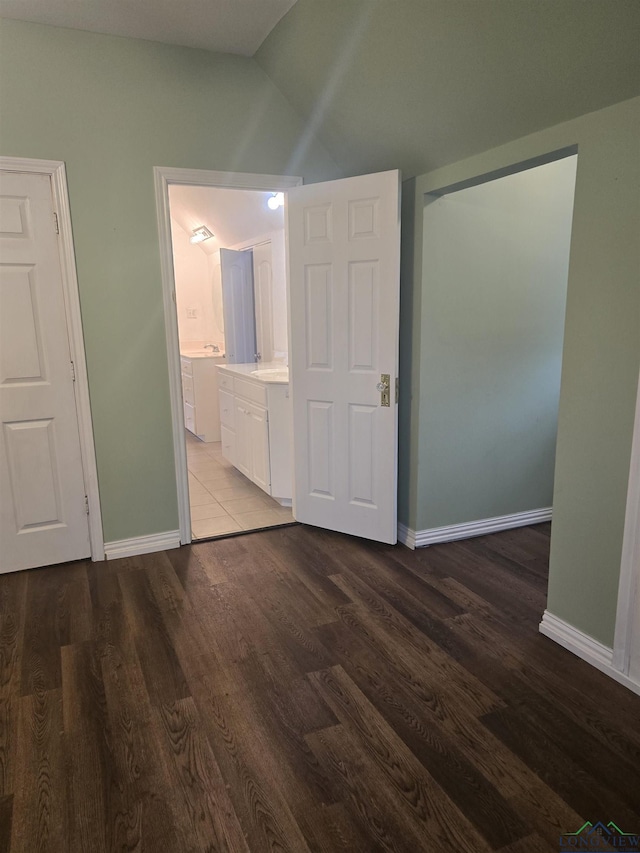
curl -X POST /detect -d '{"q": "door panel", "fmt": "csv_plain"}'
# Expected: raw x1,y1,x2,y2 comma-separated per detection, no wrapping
252,242,274,364
288,170,401,544
248,403,270,492
220,248,256,364
0,171,90,572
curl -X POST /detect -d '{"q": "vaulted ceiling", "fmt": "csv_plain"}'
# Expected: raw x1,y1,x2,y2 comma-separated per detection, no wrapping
255,0,640,177
2,1,638,179
0,0,297,55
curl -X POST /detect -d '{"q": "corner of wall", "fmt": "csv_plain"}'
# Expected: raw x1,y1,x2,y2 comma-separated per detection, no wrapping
398,177,420,528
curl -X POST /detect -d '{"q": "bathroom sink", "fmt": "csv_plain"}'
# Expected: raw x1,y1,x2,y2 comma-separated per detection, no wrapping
251,367,289,379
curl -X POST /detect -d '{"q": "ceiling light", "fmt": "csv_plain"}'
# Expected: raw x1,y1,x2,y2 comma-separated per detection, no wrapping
267,192,284,210
190,226,214,244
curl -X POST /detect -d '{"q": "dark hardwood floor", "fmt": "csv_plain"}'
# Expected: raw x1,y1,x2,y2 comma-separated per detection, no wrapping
0,522,639,852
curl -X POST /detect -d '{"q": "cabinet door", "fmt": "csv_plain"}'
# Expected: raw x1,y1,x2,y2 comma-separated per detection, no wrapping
248,403,270,492
219,389,235,430
234,400,252,479
220,424,235,465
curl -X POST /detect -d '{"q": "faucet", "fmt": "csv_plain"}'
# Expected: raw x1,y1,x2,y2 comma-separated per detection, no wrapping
204,343,220,352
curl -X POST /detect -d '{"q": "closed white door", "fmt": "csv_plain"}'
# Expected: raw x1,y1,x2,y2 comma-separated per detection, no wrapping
253,242,274,363
0,170,90,572
287,170,401,544
220,248,256,364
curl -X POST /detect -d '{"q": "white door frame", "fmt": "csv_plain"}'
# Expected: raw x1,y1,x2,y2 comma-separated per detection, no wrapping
153,167,302,544
613,366,640,679
0,157,104,561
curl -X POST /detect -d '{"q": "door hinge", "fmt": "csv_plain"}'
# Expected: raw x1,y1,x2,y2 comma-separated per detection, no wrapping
396,377,399,404
70,361,76,382
53,212,59,234
84,495,90,515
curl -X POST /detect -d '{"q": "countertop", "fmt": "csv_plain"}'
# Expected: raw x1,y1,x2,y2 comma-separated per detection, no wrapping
180,350,226,360
217,362,289,385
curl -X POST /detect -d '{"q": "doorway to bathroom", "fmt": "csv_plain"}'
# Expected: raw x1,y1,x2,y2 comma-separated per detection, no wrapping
156,166,403,548
166,179,298,540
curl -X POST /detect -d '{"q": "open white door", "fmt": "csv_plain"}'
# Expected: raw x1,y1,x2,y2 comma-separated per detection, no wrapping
287,170,401,544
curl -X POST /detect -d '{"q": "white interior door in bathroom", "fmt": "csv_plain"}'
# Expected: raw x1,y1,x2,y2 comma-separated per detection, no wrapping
220,247,256,364
252,242,274,363
0,169,91,572
288,169,401,545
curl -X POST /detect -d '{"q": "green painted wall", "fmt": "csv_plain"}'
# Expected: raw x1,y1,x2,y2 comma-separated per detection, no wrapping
0,19,338,543
419,157,577,527
256,0,640,178
407,97,640,646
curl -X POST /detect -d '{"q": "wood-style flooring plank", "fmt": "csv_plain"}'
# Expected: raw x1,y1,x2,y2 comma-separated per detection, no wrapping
0,573,26,801
498,834,556,853
20,561,91,696
1,522,639,852
152,697,250,853
117,564,190,707
187,670,314,853
481,704,640,831
0,794,12,853
61,641,117,853
313,620,528,849
9,689,67,853
308,664,509,850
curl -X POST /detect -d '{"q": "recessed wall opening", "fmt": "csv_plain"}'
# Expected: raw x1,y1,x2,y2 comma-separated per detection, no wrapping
419,153,578,540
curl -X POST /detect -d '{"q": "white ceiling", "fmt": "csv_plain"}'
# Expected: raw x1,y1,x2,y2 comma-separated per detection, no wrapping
168,184,284,254
0,0,298,56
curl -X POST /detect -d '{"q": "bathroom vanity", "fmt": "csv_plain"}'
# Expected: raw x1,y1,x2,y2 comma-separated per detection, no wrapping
217,363,292,504
180,351,225,442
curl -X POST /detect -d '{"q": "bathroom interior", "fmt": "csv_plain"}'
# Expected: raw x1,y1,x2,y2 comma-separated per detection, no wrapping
169,184,294,539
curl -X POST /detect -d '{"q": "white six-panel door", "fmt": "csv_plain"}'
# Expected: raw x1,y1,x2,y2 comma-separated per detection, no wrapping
253,242,274,364
220,247,257,364
287,170,401,544
0,170,91,572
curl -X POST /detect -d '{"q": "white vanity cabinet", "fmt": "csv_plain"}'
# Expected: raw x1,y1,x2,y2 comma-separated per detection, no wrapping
181,355,222,443
217,366,292,503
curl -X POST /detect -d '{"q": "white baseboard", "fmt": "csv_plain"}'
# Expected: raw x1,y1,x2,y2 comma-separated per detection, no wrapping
397,522,416,549
104,530,181,560
397,507,552,550
539,610,640,696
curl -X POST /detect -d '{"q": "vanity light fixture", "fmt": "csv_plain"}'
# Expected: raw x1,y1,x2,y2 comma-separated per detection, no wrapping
190,225,214,244
267,192,285,210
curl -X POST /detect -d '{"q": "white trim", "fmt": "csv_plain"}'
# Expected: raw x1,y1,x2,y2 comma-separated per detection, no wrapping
613,367,640,673
153,166,303,546
399,507,552,549
0,157,105,561
540,610,640,696
104,530,181,560
397,522,416,549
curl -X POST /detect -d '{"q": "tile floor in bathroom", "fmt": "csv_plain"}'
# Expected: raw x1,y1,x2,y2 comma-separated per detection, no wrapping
185,430,295,539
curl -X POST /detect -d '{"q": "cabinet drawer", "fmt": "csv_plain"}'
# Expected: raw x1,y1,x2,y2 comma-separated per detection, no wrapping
218,389,235,429
221,424,235,465
235,376,267,407
182,373,195,405
218,372,234,392
184,401,196,434
180,357,193,377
